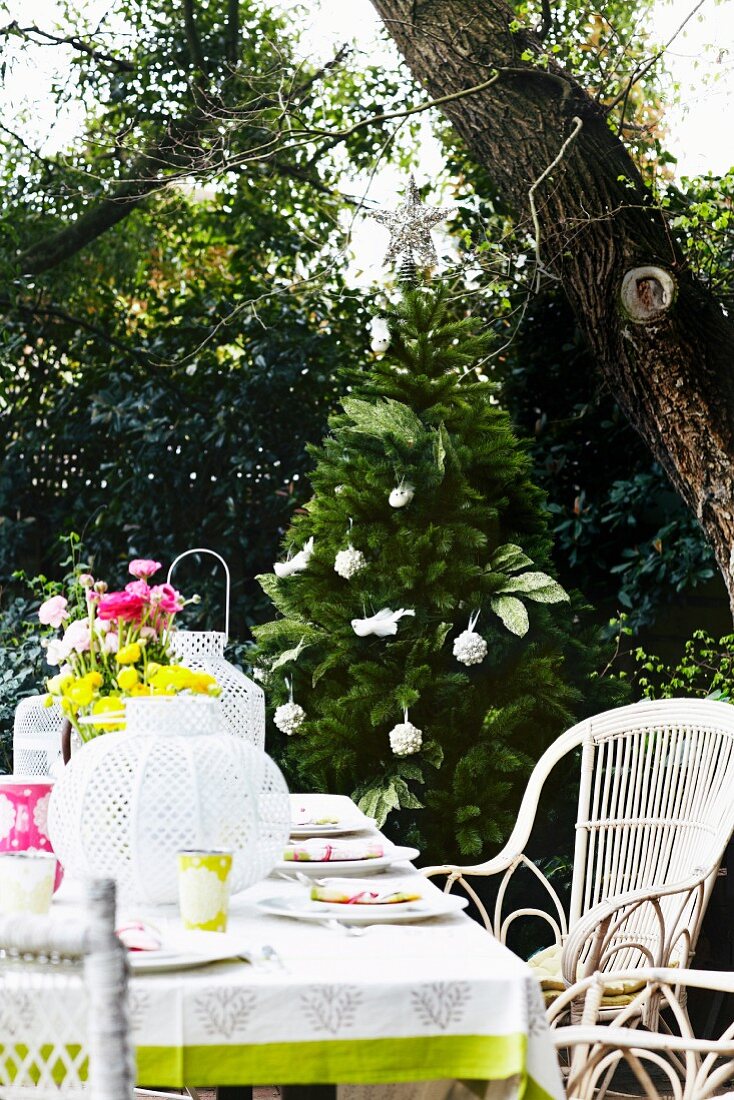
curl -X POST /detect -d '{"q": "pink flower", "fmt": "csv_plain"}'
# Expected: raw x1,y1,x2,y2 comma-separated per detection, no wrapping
38,595,68,628
97,590,147,622
149,583,183,614
140,625,158,640
129,559,162,580
104,632,119,654
125,580,151,600
62,619,91,653
78,574,95,588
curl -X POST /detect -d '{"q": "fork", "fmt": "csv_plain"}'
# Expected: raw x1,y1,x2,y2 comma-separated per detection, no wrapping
276,870,329,887
318,919,368,937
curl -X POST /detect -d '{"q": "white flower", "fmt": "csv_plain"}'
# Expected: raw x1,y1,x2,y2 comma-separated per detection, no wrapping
46,638,70,666
62,619,91,654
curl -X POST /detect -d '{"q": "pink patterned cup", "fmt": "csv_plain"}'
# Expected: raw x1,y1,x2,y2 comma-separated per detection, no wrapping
0,777,63,891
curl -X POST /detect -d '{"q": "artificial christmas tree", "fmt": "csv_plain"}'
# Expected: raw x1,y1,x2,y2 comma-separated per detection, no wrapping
254,185,616,861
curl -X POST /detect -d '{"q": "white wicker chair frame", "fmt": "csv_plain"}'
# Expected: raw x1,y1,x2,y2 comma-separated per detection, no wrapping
423,699,734,1019
551,967,734,1099
0,879,134,1100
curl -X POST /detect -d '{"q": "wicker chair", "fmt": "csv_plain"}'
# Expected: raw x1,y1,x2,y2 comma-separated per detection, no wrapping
424,699,734,1019
0,879,134,1100
551,967,734,1099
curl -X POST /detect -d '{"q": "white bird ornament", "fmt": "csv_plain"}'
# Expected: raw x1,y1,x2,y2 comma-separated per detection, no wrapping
351,607,415,638
274,537,314,578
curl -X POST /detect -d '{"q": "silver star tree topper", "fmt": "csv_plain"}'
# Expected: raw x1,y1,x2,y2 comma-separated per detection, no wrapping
368,176,450,268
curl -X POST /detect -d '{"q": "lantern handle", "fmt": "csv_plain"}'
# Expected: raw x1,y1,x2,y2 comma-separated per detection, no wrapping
167,548,231,641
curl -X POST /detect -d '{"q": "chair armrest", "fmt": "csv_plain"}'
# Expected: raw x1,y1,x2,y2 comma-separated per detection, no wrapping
421,849,520,880
560,871,710,987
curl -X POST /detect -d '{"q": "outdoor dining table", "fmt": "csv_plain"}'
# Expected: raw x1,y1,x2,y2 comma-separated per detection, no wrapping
52,798,564,1100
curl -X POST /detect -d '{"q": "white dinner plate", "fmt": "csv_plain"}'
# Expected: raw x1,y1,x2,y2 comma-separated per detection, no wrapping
289,822,372,838
128,947,248,974
276,845,419,878
256,891,469,925
290,794,375,837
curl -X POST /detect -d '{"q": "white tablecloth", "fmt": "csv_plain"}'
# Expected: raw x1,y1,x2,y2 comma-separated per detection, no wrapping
49,808,563,1100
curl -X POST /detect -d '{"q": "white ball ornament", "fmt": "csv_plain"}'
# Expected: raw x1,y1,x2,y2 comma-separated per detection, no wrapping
274,700,306,736
334,545,366,579
453,611,487,667
389,714,423,757
389,481,414,508
369,316,391,353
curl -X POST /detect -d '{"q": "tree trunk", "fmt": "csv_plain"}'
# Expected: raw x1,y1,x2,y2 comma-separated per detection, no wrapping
370,0,734,615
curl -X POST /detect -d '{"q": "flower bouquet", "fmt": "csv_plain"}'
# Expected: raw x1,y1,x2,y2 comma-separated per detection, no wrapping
39,558,218,739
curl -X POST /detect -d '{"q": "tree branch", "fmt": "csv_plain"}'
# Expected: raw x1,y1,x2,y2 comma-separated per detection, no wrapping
528,115,583,289
602,0,707,116
537,0,553,40
0,21,134,71
0,296,153,366
226,0,240,66
295,71,502,139
369,0,734,615
182,0,207,73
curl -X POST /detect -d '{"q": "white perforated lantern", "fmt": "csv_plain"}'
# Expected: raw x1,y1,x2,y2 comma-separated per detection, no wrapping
168,549,266,748
47,695,289,905
13,696,64,777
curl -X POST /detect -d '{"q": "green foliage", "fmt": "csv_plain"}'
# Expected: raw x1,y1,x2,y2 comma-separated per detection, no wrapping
630,628,734,702
255,286,621,861
0,594,48,773
496,291,716,631
0,552,73,772
0,0,411,628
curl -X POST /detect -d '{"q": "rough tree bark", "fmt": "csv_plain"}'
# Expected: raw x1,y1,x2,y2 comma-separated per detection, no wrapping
370,0,734,614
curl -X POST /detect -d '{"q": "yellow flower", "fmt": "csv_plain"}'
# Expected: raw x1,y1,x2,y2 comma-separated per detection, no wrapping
189,672,219,695
92,695,122,715
130,683,154,697
146,662,162,678
91,695,124,730
150,665,193,692
65,677,95,708
88,671,103,689
47,672,73,696
117,667,139,692
116,642,141,665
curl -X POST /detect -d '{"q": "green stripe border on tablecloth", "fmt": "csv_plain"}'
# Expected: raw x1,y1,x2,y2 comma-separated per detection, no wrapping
136,1032,552,1093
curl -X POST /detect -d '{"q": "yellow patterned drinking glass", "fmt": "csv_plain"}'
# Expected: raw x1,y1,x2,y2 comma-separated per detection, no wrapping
0,852,57,915
177,849,233,932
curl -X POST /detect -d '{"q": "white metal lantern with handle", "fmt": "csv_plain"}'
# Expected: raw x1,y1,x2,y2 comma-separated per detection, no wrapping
13,695,64,777
167,548,265,748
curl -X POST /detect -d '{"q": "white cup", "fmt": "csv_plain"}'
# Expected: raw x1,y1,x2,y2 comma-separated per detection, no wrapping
0,851,57,915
